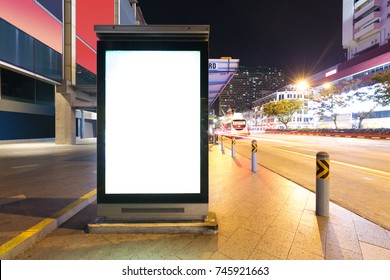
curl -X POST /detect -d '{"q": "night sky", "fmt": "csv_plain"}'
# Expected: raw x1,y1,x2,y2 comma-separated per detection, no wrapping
139,0,345,82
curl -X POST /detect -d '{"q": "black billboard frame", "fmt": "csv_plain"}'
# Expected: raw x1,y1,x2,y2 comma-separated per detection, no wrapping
95,25,209,221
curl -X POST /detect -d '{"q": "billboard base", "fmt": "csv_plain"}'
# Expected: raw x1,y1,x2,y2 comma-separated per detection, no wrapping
96,203,209,222
86,212,218,235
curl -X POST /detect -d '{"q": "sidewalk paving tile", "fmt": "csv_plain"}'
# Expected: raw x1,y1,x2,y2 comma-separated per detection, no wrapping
252,226,295,259
352,213,390,250
360,242,390,260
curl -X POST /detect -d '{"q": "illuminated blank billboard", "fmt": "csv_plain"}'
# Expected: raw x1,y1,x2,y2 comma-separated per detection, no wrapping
105,50,201,194
96,25,209,220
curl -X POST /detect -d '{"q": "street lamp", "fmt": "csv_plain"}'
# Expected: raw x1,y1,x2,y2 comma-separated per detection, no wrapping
297,80,309,91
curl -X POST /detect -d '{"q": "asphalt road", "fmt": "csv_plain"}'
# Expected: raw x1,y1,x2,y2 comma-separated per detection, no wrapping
222,133,390,231
0,141,96,246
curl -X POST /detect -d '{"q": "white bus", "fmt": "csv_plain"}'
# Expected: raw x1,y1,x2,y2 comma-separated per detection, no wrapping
223,118,250,137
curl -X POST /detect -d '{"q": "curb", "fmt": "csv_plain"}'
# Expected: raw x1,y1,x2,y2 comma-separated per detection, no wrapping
0,190,96,260
265,131,390,140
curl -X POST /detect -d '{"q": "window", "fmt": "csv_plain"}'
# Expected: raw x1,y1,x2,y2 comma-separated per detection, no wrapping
0,19,34,72
0,18,61,82
1,68,35,103
35,0,62,22
76,64,96,85
35,40,62,81
1,68,54,106
36,80,54,105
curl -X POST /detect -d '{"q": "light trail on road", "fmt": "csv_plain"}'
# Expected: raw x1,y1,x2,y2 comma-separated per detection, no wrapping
261,144,390,180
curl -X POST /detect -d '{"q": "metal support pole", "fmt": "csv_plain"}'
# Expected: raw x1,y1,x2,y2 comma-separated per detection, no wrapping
251,139,257,172
316,152,330,216
221,135,225,154
80,110,85,139
231,137,236,157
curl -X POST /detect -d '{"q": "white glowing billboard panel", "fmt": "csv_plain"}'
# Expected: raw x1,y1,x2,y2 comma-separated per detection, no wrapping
104,50,201,194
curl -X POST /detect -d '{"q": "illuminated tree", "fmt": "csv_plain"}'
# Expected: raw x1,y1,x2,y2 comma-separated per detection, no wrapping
369,70,390,106
349,79,377,129
262,99,304,129
351,71,390,128
311,80,358,129
352,90,376,129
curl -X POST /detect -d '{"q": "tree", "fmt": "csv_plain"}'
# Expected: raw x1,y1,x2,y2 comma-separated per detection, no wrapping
352,88,377,129
262,99,304,129
348,79,377,129
350,71,390,128
369,70,390,107
310,80,358,129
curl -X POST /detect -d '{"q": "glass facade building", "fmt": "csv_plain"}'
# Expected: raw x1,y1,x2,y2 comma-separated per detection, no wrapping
0,0,138,140
0,18,59,140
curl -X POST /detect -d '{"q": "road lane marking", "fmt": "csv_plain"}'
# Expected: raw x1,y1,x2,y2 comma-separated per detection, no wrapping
12,164,39,169
253,138,286,143
298,148,317,152
264,145,315,159
261,145,390,179
0,194,27,206
0,189,96,259
331,159,390,179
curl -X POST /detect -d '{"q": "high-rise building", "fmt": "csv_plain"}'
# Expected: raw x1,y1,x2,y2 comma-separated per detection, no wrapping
219,66,287,115
311,0,390,88
305,0,390,128
342,0,390,61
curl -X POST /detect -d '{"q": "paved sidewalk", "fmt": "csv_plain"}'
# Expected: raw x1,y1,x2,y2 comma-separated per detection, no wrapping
8,143,390,260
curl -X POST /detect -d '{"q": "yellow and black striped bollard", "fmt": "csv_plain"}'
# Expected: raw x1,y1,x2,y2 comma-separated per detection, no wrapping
316,152,330,216
251,140,257,172
231,137,236,158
